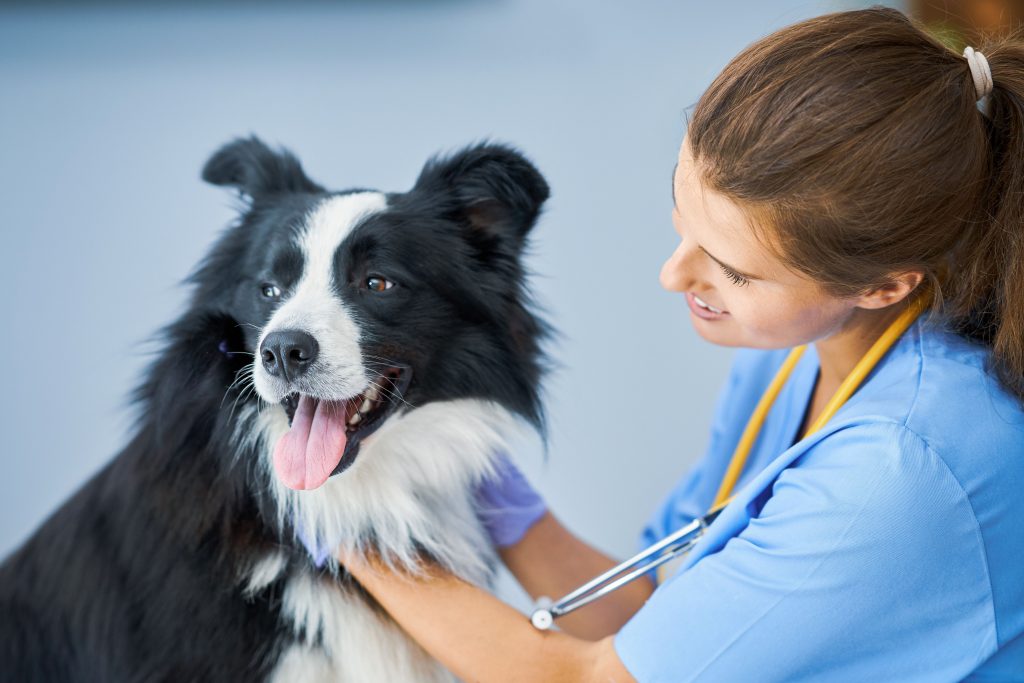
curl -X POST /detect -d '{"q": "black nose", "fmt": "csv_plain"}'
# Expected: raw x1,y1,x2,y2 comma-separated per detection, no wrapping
261,330,319,381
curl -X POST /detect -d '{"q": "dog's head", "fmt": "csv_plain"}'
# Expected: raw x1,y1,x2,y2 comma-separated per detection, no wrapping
195,137,550,490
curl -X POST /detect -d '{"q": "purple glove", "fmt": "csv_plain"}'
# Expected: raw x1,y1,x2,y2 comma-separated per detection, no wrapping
293,518,331,568
474,452,548,548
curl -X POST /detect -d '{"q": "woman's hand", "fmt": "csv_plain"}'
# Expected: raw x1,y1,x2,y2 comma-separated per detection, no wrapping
340,547,637,683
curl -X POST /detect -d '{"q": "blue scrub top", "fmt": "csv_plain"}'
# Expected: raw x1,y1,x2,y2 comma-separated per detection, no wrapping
614,315,1024,682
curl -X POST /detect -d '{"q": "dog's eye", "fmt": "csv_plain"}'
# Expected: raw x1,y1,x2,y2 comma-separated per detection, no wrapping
261,283,282,299
365,276,394,292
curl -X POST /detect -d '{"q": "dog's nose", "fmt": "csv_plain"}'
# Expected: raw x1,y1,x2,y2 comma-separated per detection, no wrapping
261,330,319,381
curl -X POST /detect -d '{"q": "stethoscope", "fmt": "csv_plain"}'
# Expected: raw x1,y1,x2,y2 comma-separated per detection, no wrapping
530,293,930,631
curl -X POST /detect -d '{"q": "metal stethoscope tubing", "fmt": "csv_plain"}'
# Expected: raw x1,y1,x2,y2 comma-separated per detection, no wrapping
529,505,725,630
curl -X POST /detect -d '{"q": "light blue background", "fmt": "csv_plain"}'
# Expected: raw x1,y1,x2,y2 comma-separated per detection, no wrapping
0,0,895,605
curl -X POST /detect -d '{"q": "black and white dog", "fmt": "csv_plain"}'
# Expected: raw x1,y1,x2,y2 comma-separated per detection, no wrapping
0,137,550,681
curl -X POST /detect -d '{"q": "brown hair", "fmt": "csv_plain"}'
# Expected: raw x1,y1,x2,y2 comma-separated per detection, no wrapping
688,5,1024,403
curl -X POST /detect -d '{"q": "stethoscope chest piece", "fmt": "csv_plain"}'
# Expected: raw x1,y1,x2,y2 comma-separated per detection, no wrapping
530,598,555,631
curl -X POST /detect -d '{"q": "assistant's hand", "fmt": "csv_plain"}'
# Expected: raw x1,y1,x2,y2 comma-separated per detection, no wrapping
475,451,548,548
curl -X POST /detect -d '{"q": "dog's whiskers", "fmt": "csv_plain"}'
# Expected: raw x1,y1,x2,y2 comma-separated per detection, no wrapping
361,353,406,367
227,377,258,425
369,372,416,410
221,363,256,410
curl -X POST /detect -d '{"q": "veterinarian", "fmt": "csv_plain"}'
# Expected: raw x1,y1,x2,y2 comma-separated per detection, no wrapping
340,8,1024,680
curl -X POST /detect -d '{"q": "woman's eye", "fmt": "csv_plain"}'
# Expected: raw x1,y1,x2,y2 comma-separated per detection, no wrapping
365,276,394,292
719,264,750,287
261,283,282,298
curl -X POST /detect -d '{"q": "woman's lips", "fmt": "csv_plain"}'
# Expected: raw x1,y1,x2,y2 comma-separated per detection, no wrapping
686,292,728,320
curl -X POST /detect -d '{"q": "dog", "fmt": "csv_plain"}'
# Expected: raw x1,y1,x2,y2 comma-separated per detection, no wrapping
0,136,551,681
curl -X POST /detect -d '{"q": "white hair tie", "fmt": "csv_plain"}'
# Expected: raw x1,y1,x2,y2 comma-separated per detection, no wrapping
963,46,993,101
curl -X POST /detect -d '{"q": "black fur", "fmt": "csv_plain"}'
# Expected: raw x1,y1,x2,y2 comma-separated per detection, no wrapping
0,136,550,681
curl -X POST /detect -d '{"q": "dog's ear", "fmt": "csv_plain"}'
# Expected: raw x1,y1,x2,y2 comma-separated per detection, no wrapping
201,136,324,199
414,143,550,250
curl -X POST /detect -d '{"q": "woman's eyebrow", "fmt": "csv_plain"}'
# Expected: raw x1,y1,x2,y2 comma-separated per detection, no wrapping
699,245,764,281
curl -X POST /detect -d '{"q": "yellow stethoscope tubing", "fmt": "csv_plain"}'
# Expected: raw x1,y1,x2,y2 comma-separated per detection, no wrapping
711,291,931,510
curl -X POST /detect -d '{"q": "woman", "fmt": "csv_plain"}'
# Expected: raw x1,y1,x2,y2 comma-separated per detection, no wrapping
341,8,1024,681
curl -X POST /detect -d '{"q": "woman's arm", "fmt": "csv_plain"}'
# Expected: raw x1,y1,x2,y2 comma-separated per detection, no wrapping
343,550,637,683
498,511,655,640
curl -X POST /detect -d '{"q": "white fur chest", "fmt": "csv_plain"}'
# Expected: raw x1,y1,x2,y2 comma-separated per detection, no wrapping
269,572,456,683
236,398,524,682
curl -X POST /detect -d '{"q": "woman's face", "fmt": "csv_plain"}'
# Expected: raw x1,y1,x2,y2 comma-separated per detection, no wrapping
662,137,857,349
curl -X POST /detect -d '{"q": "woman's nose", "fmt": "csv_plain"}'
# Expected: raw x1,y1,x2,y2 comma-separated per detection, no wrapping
660,240,697,292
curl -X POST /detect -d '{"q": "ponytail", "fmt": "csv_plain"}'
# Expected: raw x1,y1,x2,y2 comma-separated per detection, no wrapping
948,39,1024,402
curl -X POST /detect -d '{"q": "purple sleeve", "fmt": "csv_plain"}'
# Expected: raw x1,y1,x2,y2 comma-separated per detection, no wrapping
474,452,547,548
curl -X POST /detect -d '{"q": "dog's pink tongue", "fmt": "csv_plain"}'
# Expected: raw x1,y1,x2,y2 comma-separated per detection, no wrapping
273,396,349,490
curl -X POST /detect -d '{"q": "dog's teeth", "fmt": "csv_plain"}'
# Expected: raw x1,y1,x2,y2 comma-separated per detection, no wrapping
359,397,374,415
347,412,362,426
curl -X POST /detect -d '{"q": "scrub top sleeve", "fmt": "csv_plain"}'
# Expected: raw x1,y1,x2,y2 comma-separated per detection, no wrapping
638,349,785,549
615,422,996,683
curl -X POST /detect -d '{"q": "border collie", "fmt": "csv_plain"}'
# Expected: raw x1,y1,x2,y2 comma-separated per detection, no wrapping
0,136,550,681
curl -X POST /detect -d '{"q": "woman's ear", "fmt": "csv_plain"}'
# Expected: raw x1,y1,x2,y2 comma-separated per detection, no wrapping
855,270,926,309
